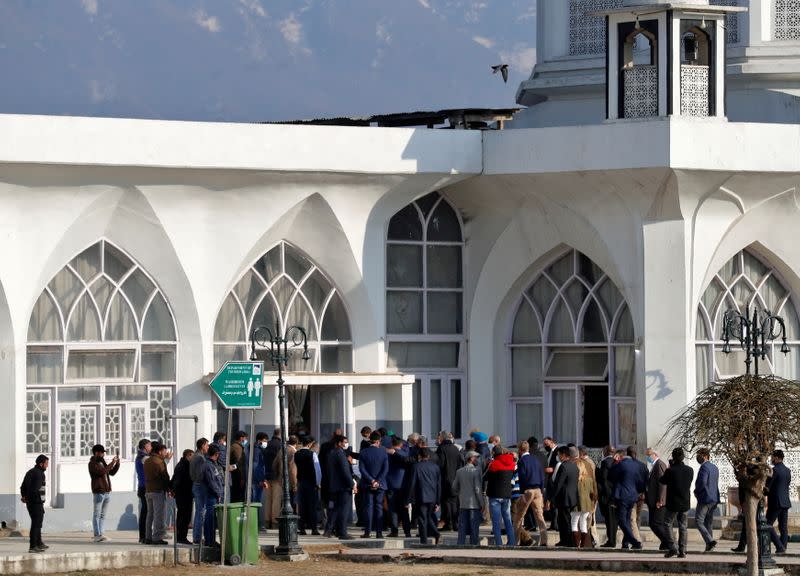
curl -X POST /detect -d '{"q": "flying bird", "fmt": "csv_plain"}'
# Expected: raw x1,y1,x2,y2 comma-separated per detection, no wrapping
491,64,509,83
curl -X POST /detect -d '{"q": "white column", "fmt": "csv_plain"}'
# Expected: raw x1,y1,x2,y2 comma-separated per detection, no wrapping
400,382,413,438
273,384,281,432
745,0,771,44
669,12,681,116
608,14,621,120
344,384,355,442
641,220,691,447
715,18,726,116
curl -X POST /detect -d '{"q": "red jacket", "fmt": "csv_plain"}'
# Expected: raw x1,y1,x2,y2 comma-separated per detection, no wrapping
488,453,516,472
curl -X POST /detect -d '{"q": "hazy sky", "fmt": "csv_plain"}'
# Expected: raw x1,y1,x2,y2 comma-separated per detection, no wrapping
0,0,537,123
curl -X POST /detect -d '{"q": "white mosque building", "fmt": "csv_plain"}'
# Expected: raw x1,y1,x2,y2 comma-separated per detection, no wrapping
2,0,800,528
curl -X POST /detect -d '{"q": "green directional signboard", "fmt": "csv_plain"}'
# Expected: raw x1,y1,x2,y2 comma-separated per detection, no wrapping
210,361,265,409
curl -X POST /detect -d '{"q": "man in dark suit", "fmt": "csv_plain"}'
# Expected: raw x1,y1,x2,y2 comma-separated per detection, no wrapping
767,449,792,554
549,446,579,547
596,445,618,547
387,436,411,537
408,448,441,545
358,431,389,539
295,435,320,535
437,431,464,532
609,448,647,550
645,447,669,550
693,447,720,552
660,447,694,558
327,434,356,540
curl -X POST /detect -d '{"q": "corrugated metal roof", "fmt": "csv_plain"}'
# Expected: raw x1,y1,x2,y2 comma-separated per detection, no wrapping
263,107,521,130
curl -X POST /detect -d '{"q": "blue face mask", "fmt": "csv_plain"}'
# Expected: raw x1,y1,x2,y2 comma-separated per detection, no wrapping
645,455,654,464
241,439,248,447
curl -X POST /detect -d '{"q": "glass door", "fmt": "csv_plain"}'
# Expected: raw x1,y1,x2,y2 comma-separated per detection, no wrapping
544,384,611,448
414,374,465,439
315,386,343,441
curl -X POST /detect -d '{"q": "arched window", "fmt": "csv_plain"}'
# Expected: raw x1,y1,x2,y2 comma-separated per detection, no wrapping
26,240,177,464
696,249,800,391
386,191,464,437
508,249,635,448
213,241,352,373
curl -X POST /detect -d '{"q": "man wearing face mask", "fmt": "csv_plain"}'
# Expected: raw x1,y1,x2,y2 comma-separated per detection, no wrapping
645,448,668,550
229,431,249,503
328,434,356,540
252,432,268,529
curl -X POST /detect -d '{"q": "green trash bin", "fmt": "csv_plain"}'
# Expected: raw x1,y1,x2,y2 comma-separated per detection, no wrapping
215,502,262,565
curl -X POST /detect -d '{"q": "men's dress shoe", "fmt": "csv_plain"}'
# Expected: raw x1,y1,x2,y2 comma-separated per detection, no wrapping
375,533,384,539
389,531,399,537
360,533,371,539
339,534,355,541
664,550,677,558
601,542,615,548
620,543,631,550
677,552,687,558
775,548,787,556
152,540,169,545
631,542,642,550
29,547,44,553
177,539,192,545
38,543,49,550
731,547,745,553
144,539,153,545
404,532,412,538
705,540,717,552
311,530,321,536
298,529,307,536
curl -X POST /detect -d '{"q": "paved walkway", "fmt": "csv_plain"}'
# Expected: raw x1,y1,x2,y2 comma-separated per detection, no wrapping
331,546,800,575
0,526,796,574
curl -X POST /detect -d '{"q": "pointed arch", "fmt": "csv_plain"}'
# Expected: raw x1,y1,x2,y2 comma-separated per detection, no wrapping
26,239,178,462
508,247,635,448
696,246,800,392
385,191,465,367
214,240,353,373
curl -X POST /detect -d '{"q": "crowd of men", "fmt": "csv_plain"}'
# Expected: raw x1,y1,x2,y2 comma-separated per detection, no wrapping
20,428,794,556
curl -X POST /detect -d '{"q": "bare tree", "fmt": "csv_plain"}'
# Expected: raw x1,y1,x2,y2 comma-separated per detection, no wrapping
662,374,800,576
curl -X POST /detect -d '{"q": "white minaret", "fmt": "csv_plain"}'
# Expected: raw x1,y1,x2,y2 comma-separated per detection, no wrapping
600,1,746,120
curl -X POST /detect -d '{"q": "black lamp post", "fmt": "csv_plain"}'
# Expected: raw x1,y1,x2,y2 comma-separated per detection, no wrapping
250,319,309,557
721,304,790,569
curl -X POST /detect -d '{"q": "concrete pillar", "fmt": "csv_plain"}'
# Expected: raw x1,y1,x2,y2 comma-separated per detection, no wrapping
344,384,355,442
641,220,692,449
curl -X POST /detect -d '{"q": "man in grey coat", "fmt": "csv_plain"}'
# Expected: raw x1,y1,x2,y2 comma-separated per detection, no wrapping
645,447,668,550
452,450,484,545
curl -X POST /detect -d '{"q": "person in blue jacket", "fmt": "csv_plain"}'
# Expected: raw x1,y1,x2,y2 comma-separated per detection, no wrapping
609,449,647,550
134,438,152,544
200,445,224,547
408,448,442,545
358,431,389,538
693,447,720,552
387,436,412,537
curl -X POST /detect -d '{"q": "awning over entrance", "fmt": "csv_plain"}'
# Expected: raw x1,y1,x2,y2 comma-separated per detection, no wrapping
266,372,415,386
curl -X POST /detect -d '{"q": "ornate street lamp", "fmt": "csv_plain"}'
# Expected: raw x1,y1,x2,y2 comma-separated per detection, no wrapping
250,319,309,558
721,304,789,569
